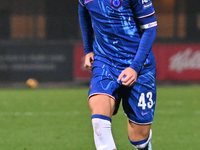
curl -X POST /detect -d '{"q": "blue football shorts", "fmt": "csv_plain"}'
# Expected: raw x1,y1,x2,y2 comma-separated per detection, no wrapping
88,60,157,124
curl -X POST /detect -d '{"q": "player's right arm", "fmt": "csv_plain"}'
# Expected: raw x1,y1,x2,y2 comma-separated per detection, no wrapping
78,1,94,55
78,1,94,70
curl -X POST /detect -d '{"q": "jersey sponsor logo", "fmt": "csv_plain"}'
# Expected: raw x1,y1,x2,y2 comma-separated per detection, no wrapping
141,0,150,4
84,0,93,4
111,0,122,9
143,2,152,9
141,0,152,9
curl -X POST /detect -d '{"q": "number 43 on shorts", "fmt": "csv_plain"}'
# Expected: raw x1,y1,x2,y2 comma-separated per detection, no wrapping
138,92,154,110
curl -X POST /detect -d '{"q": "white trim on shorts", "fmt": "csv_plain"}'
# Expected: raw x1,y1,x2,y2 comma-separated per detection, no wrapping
88,93,116,101
125,113,153,125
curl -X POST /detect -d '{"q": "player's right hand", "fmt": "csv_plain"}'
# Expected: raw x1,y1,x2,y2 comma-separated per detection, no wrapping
84,52,94,71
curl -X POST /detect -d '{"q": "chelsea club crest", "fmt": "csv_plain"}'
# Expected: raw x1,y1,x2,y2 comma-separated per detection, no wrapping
111,0,122,9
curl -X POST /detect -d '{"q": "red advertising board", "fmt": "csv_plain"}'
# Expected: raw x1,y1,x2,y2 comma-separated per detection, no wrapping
153,44,200,81
74,43,200,81
74,44,92,80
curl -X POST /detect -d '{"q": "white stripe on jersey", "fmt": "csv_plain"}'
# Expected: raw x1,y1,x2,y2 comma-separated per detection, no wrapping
138,11,155,19
140,21,157,29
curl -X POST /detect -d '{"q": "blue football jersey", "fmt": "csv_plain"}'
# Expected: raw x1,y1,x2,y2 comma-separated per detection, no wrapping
79,0,157,74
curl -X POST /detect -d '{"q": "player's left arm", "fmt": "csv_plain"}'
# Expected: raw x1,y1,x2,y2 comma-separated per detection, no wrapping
129,0,157,73
118,0,157,86
129,14,157,74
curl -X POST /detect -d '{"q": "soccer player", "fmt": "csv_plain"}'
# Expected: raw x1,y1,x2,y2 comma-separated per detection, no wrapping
78,0,157,149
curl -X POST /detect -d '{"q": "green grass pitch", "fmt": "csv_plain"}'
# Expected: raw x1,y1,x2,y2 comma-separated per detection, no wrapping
0,85,199,150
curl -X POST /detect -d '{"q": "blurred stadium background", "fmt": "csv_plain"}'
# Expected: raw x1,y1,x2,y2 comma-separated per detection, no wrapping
0,0,199,87
0,1,200,150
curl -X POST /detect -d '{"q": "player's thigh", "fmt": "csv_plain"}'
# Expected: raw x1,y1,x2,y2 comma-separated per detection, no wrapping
88,60,121,117
89,94,116,118
127,119,151,141
122,68,157,124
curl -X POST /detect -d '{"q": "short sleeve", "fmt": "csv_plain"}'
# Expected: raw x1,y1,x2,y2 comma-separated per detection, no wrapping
131,0,155,19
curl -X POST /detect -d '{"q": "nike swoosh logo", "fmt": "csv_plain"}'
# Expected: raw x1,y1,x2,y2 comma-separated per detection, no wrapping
141,110,151,116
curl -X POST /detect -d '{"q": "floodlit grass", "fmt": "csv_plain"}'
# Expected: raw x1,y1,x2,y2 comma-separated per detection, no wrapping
0,85,199,149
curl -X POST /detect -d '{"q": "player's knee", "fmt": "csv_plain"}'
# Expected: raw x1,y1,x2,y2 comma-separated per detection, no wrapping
129,129,152,149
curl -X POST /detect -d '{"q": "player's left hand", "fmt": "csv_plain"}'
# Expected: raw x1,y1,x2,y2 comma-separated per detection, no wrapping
117,67,138,87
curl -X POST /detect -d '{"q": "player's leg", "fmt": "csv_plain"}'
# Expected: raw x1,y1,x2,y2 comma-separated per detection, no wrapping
88,60,122,150
122,68,156,150
89,94,117,150
128,121,152,150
